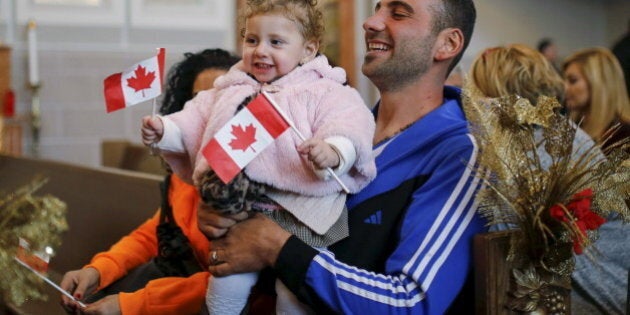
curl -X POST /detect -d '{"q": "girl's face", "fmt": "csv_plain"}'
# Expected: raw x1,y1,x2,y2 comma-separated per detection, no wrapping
563,62,590,112
242,13,317,83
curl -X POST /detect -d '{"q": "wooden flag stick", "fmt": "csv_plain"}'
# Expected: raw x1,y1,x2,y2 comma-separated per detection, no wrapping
261,91,350,194
151,97,158,117
149,98,159,155
150,47,165,154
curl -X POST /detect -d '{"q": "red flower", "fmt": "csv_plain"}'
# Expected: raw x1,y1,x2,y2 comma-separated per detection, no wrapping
549,204,566,221
549,188,606,254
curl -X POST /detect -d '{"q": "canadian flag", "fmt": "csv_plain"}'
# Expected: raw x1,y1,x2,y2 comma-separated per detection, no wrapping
104,48,165,113
16,237,51,273
203,93,290,183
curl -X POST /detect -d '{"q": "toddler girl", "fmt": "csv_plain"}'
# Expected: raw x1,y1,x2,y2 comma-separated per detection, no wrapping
141,0,376,313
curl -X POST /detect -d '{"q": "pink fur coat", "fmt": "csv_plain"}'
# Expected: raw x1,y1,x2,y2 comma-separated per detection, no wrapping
163,55,376,196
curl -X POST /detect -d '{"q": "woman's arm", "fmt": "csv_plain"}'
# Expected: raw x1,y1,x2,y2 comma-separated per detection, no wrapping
86,211,160,289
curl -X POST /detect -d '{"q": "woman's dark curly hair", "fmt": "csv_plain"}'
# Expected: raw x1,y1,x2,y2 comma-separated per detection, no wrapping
160,48,240,115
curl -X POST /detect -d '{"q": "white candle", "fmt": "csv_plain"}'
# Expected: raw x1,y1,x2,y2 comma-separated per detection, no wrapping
28,20,39,86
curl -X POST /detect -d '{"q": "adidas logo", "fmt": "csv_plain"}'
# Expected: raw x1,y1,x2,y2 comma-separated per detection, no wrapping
364,210,382,225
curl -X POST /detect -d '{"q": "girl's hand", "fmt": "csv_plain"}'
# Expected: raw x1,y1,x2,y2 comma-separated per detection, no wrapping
140,116,164,146
297,139,340,169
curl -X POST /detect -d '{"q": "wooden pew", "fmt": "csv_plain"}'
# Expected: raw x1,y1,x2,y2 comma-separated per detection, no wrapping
101,139,166,175
474,231,571,314
0,154,162,315
474,231,515,315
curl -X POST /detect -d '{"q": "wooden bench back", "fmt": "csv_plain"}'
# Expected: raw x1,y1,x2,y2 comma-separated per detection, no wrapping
0,154,162,272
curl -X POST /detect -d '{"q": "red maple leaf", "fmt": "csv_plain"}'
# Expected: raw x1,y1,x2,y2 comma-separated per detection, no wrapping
228,124,257,152
126,65,156,97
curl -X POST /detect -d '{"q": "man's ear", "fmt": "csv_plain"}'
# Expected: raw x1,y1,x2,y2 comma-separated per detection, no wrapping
435,28,464,62
301,39,320,63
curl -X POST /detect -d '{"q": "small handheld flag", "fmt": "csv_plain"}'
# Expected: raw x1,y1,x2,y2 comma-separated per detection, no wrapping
14,238,86,307
260,91,349,193
203,92,349,192
16,237,50,273
14,258,86,308
104,48,165,113
203,93,290,183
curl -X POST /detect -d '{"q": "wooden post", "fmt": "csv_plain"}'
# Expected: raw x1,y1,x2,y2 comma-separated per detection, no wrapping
0,45,23,156
0,45,9,113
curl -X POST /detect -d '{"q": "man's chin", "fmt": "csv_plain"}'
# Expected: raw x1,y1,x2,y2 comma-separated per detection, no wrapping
363,54,376,64
361,58,380,77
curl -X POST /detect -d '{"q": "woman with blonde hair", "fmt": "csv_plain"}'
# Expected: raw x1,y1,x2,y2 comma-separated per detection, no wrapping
471,44,629,315
469,43,596,161
563,47,630,151
470,43,564,103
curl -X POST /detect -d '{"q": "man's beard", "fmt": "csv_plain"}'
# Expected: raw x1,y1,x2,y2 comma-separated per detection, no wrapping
363,37,434,92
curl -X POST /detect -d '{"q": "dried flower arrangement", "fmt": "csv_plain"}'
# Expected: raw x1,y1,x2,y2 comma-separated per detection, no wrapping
0,177,67,305
462,86,629,313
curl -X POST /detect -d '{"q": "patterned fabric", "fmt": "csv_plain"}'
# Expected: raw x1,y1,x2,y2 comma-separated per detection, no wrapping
262,205,348,248
200,170,347,247
199,171,265,215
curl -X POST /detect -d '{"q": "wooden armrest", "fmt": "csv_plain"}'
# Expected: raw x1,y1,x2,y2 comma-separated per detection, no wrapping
474,231,516,315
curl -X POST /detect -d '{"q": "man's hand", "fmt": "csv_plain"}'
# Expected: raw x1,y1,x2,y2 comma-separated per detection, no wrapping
60,267,100,313
208,213,291,277
197,203,249,239
82,294,121,315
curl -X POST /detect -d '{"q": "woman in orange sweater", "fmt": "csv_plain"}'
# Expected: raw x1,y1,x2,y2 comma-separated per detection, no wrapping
60,49,239,315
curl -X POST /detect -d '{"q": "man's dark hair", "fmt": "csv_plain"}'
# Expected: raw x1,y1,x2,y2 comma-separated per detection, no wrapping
431,0,476,75
537,38,553,53
160,48,240,115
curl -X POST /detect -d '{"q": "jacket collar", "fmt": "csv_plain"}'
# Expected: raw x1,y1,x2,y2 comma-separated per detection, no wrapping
373,86,468,169
214,55,347,92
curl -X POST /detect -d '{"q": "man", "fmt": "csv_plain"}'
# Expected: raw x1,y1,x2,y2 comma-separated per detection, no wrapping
200,0,483,313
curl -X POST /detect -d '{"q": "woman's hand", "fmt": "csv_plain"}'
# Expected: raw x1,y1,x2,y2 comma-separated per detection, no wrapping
60,267,100,313
82,294,121,315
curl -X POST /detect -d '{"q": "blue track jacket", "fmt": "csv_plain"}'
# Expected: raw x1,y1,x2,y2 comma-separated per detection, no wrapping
274,87,486,314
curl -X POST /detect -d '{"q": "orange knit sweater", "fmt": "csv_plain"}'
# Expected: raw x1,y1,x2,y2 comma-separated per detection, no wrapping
86,175,210,315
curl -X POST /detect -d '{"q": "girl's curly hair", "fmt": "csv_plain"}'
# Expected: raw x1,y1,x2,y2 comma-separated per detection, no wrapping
240,0,323,45
160,48,240,115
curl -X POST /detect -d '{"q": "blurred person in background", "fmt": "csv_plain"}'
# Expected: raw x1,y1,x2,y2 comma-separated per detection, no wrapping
612,20,630,94
537,37,560,72
563,47,630,155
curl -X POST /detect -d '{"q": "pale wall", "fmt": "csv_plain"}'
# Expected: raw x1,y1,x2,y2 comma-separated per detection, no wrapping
1,0,628,168
468,0,624,68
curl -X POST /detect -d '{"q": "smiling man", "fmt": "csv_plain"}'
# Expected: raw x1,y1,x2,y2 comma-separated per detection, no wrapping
199,0,483,313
